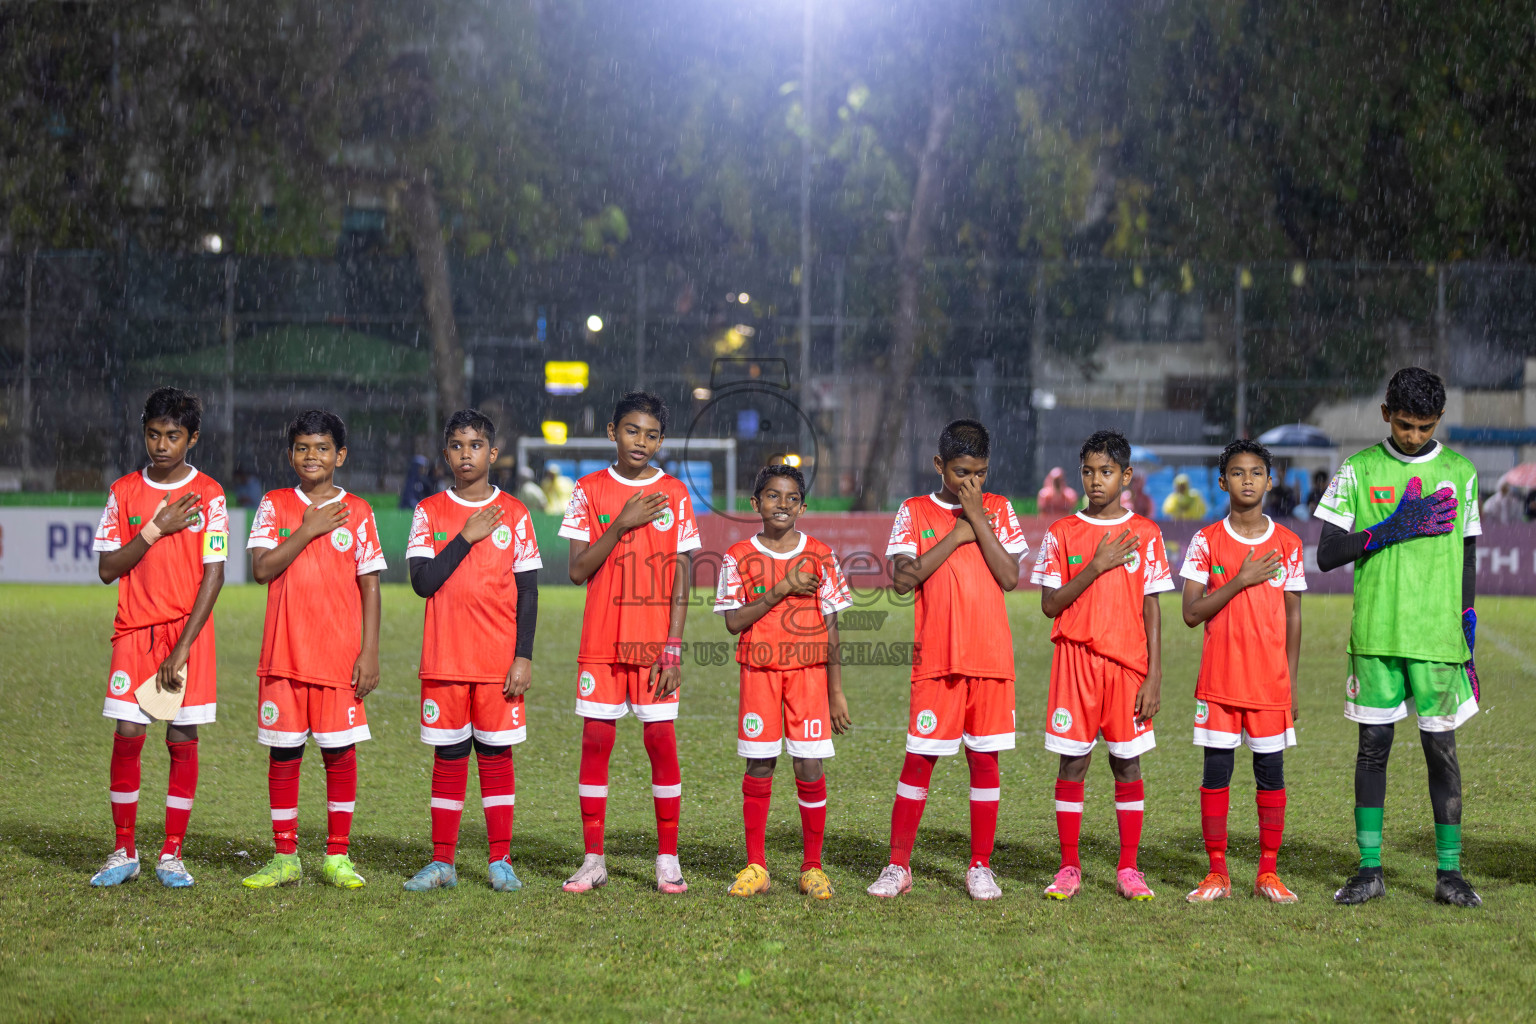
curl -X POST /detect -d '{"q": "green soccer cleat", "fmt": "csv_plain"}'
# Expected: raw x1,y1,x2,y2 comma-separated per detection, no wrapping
403,861,458,891
242,852,302,890
323,853,367,890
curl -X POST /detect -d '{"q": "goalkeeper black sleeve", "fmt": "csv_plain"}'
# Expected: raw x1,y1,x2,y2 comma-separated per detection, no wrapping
1463,536,1476,611
1317,522,1369,571
408,534,473,598
513,569,538,661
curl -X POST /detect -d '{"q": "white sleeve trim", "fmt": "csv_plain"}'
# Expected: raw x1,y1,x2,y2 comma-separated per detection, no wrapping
246,537,279,550
1284,579,1308,592
357,556,387,575
676,535,702,553
886,543,918,558
557,525,590,541
1179,564,1209,585
713,600,744,615
1002,539,1030,555
93,539,122,553
1464,520,1482,538
821,595,855,614
512,557,544,572
404,545,435,559
201,553,228,564
1144,577,1176,595
1312,506,1354,531
1030,570,1062,588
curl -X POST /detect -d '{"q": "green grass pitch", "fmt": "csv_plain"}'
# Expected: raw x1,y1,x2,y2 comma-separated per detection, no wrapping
1,584,1534,1022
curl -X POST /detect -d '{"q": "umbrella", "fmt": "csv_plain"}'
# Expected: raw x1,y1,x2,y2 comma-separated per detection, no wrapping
1256,423,1333,447
1128,445,1161,465
1499,463,1536,490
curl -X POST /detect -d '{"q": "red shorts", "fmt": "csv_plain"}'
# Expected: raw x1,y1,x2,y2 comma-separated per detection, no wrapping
574,661,679,722
737,665,833,760
1193,699,1295,753
1044,641,1155,758
103,618,218,726
257,677,370,749
906,675,1015,756
420,680,526,747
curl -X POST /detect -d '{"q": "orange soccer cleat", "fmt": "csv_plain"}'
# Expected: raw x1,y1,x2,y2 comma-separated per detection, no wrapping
1254,871,1300,904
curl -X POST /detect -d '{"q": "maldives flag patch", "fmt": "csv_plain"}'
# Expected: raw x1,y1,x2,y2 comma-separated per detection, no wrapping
128,516,143,526
1067,555,1084,565
433,531,448,541
752,585,766,594
920,528,936,539
598,514,612,524
1369,486,1396,504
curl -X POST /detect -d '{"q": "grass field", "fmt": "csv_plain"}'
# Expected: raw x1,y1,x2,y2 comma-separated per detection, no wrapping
2,584,1534,1023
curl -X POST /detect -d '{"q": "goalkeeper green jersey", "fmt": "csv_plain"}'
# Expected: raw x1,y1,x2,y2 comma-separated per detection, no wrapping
1314,440,1480,663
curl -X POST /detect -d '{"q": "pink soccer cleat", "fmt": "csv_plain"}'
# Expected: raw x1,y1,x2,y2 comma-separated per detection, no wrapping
1116,867,1155,901
1043,865,1081,900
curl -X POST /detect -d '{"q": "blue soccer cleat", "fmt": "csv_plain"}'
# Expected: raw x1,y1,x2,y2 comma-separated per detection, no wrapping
403,861,458,891
155,854,195,888
89,849,141,887
489,858,522,892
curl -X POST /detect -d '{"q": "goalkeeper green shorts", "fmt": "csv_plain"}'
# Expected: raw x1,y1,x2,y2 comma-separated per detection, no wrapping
1344,653,1478,733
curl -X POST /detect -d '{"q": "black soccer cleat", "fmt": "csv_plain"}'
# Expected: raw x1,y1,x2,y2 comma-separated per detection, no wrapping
1433,872,1482,908
1333,872,1386,905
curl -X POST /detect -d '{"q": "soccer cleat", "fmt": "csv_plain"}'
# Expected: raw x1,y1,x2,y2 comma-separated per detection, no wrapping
1434,872,1482,908
488,858,522,893
1116,867,1155,901
322,853,366,890
403,861,458,892
562,853,608,893
155,854,194,888
1333,872,1386,905
728,863,771,897
866,863,912,898
89,849,141,887
242,852,302,890
966,865,1002,901
799,868,834,900
1043,865,1081,900
1254,871,1300,904
656,854,689,894
1186,872,1232,902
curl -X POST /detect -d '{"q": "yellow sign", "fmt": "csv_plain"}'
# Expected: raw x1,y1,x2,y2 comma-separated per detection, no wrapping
541,421,569,445
545,361,589,396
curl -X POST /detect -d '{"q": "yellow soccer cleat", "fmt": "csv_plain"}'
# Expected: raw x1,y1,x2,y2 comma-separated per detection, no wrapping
322,853,367,890
1186,871,1232,902
728,863,771,897
799,868,834,900
242,852,301,890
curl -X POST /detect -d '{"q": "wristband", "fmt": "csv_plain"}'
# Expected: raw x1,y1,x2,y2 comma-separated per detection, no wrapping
658,636,684,669
139,520,164,546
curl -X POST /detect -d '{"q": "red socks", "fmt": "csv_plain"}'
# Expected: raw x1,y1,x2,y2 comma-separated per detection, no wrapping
742,774,773,866
1200,785,1230,875
577,717,616,855
1054,779,1084,869
268,751,302,855
889,753,936,868
161,739,198,859
966,748,1001,869
796,776,827,871
1256,788,1287,875
1114,780,1145,871
109,733,146,858
479,749,516,863
321,746,357,855
643,721,682,857
431,752,469,864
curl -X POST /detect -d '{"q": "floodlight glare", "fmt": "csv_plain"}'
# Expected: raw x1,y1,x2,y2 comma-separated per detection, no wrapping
586,315,604,332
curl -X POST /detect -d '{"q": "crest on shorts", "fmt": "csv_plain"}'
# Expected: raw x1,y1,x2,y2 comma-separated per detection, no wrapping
652,505,675,532
422,699,441,724
915,709,938,735
578,670,597,696
1345,675,1361,699
330,527,354,552
491,524,513,550
742,712,765,739
1194,700,1209,724
1051,707,1073,733
260,700,280,726
109,670,131,696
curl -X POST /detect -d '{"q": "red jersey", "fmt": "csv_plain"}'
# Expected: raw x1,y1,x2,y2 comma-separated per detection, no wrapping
558,466,702,665
1180,516,1306,710
406,487,543,683
247,487,387,687
1030,510,1174,674
886,492,1029,682
714,533,853,669
93,466,229,639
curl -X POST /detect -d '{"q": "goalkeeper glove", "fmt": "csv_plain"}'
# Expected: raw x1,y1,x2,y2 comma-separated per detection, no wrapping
1362,476,1457,552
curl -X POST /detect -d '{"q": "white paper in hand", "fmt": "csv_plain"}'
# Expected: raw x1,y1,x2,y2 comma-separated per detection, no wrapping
135,666,189,722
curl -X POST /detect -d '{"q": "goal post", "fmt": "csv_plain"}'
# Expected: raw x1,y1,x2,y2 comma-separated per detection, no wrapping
516,436,738,516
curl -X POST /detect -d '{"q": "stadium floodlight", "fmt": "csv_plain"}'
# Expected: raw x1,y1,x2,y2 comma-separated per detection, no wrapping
545,361,589,395
692,387,712,401
737,292,751,304
541,421,569,444
586,314,604,332
201,234,224,254
783,453,802,467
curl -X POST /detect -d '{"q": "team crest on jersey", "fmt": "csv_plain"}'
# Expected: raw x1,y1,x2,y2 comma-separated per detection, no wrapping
1051,707,1073,733
578,671,597,696
914,709,938,735
330,527,354,552
651,505,675,532
1345,675,1361,699
742,712,765,739
1123,546,1142,574
1436,480,1455,499
260,700,280,726
422,699,441,725
186,509,205,534
109,670,131,696
491,523,513,550
1194,701,1209,725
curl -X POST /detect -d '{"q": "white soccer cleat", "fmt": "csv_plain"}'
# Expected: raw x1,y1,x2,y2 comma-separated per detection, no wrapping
655,854,688,894
866,863,913,898
562,853,608,893
89,848,141,887
155,854,195,888
966,865,1002,901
